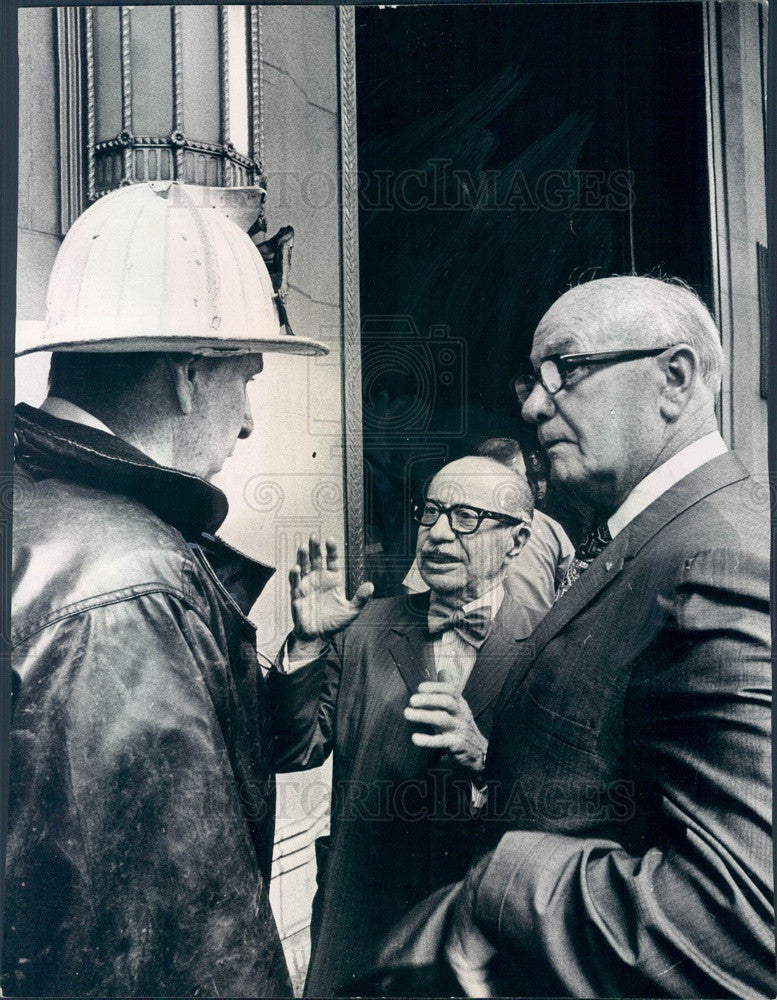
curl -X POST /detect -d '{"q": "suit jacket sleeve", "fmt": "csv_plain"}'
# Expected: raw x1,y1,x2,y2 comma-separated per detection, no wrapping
267,635,344,771
474,546,774,999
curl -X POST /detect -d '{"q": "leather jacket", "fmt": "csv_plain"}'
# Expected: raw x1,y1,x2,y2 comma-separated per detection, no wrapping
3,403,292,997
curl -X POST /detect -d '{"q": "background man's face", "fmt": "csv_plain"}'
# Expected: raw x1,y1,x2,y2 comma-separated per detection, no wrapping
416,457,527,604
177,354,263,480
521,308,665,508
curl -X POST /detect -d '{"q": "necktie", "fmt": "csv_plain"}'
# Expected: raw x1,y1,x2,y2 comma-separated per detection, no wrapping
427,602,491,649
555,521,612,601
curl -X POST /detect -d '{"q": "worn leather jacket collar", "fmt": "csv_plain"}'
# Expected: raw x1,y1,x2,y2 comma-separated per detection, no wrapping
16,401,228,537
14,403,274,613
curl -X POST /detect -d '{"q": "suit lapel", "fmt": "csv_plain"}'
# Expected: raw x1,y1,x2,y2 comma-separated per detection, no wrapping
526,528,629,662
524,450,750,664
387,592,529,709
623,450,749,558
386,450,747,709
386,594,436,694
462,595,525,722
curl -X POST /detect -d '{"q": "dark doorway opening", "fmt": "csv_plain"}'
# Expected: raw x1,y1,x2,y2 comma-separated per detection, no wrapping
355,3,711,595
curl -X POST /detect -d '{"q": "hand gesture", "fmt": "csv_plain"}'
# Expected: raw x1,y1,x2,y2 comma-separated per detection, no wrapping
444,855,497,997
289,536,373,641
403,670,488,779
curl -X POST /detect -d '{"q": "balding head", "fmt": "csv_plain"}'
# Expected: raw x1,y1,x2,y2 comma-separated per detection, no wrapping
426,455,534,522
414,455,533,604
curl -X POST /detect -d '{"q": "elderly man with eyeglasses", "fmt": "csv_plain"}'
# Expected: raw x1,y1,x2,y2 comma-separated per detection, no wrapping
375,275,773,1000
267,454,538,995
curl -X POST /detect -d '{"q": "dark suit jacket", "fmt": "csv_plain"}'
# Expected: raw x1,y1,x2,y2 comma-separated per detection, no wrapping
268,591,538,995
473,451,774,998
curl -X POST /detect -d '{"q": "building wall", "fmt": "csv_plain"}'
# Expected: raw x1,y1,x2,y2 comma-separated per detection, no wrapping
14,5,343,992
220,7,342,990
15,8,61,403
706,0,769,477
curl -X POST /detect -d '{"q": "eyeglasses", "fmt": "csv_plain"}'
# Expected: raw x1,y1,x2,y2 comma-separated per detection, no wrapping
411,498,523,535
512,347,671,405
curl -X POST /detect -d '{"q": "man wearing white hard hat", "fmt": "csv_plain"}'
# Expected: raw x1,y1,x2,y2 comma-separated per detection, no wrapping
4,182,352,997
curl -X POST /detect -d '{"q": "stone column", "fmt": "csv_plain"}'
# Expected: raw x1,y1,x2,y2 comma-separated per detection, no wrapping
704,0,768,476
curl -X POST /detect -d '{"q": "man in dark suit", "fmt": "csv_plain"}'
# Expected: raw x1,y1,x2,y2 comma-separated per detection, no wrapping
379,275,773,998
268,455,540,994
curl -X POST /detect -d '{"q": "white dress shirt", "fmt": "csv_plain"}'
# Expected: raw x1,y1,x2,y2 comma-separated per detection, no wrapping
281,583,505,810
607,431,727,538
40,396,115,436
429,582,505,694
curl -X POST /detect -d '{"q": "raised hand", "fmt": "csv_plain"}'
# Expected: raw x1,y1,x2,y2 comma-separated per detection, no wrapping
403,670,488,779
289,535,373,640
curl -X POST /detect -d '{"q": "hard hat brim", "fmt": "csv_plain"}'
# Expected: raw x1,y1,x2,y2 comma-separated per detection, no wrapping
15,321,330,358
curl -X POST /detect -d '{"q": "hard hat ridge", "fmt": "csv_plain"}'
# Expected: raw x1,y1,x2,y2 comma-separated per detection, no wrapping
16,181,329,358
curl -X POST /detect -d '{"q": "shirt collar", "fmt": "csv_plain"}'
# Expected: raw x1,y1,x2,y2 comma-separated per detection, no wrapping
608,431,728,538
40,396,116,436
461,581,506,619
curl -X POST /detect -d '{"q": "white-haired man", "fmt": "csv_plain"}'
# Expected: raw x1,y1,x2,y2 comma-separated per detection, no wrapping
4,182,334,997
380,276,773,999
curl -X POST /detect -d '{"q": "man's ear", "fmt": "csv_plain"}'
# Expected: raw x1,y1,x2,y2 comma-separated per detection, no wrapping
505,522,531,563
659,344,698,421
170,354,198,416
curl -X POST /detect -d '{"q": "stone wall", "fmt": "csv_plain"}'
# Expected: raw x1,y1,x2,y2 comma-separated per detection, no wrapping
15,8,60,405
706,0,769,477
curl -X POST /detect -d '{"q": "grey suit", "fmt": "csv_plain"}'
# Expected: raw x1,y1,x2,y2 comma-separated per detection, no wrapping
268,591,538,995
474,451,774,997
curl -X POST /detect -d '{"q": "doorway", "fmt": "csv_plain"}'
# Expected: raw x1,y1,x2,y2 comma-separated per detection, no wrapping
355,2,711,595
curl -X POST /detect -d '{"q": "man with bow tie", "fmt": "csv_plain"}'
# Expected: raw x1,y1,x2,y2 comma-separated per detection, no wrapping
267,455,537,995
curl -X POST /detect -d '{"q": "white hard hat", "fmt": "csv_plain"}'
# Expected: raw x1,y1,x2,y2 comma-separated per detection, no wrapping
15,181,329,357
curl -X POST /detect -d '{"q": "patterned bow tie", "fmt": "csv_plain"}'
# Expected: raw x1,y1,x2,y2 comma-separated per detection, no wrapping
555,521,612,601
427,602,492,648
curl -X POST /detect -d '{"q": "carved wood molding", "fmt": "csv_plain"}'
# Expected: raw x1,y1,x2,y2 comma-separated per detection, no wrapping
119,6,133,183
703,1,729,437
703,0,768,449
171,6,184,179
337,5,366,595
56,7,86,232
84,6,96,202
249,6,264,174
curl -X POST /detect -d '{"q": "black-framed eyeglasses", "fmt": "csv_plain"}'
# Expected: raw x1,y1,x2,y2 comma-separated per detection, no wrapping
411,498,523,535
512,347,671,405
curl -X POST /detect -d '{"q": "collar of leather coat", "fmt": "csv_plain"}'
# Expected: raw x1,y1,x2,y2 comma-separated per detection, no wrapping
14,402,275,613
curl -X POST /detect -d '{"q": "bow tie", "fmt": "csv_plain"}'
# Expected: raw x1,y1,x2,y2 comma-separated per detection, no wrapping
427,602,492,648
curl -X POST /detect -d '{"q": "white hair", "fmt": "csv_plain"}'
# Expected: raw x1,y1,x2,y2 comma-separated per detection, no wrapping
543,275,725,394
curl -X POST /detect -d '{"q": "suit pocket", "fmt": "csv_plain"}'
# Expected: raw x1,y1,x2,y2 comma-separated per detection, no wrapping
523,687,600,754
